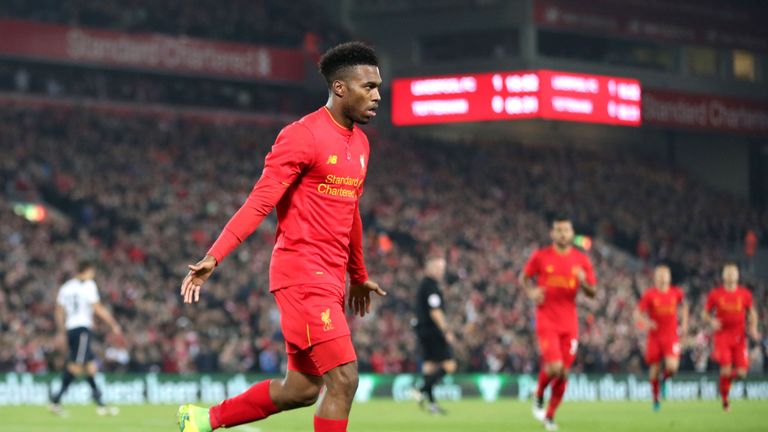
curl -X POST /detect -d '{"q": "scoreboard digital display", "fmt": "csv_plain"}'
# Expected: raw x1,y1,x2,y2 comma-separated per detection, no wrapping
391,70,641,127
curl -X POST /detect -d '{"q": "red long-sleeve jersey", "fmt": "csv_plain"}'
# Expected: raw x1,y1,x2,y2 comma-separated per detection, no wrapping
207,107,370,290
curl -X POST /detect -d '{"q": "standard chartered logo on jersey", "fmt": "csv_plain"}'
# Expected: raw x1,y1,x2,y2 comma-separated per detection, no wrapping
316,174,363,199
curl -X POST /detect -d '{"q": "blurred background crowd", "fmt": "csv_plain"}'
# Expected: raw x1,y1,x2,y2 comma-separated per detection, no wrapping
2,104,765,375
1,0,766,376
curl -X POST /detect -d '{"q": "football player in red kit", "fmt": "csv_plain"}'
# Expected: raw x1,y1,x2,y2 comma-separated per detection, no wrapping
522,216,597,431
703,262,759,412
634,264,688,411
177,42,385,432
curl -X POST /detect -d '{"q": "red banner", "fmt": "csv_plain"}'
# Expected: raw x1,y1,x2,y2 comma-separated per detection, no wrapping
534,0,768,52
0,19,305,82
642,90,768,135
391,70,641,127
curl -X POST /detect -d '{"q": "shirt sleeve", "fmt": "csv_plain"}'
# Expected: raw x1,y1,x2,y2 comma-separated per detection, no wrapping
427,292,442,309
705,291,716,312
425,281,441,309
207,124,314,264
261,123,315,185
346,201,369,285
582,255,597,285
56,285,65,306
744,290,753,309
89,282,100,304
637,291,649,312
523,250,540,278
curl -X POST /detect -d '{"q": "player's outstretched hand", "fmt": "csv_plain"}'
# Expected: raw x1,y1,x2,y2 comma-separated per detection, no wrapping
348,280,387,317
181,255,217,304
528,287,544,305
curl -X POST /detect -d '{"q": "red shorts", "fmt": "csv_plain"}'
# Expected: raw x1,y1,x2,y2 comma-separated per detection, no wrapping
713,332,749,369
645,334,680,364
537,330,578,368
273,285,357,376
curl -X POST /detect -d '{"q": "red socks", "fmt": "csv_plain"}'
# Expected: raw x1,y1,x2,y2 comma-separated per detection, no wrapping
314,416,348,432
545,377,567,419
207,380,350,432
719,375,731,404
536,369,553,399
209,380,279,430
650,378,660,402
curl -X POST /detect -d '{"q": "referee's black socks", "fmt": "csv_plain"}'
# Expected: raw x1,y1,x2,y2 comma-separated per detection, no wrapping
86,375,104,406
51,370,75,404
421,367,447,403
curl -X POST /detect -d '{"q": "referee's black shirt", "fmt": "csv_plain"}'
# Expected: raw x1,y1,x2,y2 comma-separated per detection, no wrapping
415,276,444,335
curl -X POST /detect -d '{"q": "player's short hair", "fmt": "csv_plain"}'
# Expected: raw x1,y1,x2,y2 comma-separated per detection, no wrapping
654,263,671,270
722,260,739,269
318,41,379,87
550,214,572,227
77,260,94,273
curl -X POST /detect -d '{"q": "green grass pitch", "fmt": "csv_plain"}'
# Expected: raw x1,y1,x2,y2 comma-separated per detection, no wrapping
3,399,767,432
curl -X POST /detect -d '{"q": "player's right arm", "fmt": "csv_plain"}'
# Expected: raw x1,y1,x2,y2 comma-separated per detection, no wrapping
634,292,656,330
520,250,544,305
429,308,455,345
746,291,759,341
181,124,314,304
680,297,690,336
54,299,67,349
425,287,454,344
701,290,721,331
93,302,122,335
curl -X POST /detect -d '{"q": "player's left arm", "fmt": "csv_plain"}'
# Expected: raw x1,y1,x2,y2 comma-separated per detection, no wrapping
634,294,655,330
680,299,690,336
347,200,386,317
93,302,122,335
54,303,67,349
747,292,759,340
577,256,597,298
347,201,369,285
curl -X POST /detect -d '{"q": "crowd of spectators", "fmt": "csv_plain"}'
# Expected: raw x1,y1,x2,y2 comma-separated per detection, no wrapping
0,61,318,116
1,104,766,377
0,0,347,48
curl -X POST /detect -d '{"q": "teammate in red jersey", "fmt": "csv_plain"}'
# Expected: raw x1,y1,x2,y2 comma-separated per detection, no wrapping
702,262,759,412
522,216,597,431
634,264,689,411
176,42,386,432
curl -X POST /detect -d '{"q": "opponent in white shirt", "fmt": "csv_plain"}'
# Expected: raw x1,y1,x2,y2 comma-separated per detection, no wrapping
50,261,122,416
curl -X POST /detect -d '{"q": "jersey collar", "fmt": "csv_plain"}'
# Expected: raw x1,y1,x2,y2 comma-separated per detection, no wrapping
323,106,354,137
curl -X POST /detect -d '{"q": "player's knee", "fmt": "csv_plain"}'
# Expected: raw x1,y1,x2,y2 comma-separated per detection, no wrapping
443,360,457,374
328,363,359,399
292,386,321,407
548,363,564,377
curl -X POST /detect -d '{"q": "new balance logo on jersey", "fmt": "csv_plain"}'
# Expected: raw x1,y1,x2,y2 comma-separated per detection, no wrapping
326,155,338,164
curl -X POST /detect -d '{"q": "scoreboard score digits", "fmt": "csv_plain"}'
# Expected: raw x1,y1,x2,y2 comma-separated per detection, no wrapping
392,69,641,127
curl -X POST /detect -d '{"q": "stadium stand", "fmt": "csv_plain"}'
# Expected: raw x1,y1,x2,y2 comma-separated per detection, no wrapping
2,104,765,374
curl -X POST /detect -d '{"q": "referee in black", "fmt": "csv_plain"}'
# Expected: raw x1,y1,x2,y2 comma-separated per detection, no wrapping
414,252,457,415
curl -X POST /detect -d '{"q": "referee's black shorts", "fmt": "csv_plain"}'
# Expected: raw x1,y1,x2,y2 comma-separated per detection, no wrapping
67,327,95,364
417,331,452,362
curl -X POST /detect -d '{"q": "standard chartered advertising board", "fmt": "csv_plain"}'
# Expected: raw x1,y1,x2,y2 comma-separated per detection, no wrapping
1,373,767,405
